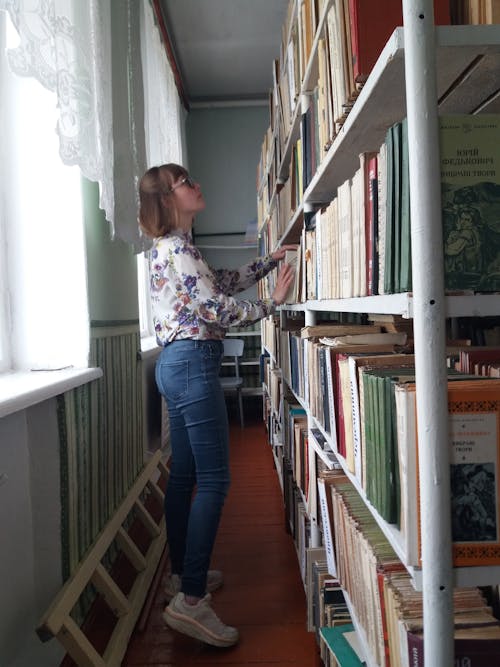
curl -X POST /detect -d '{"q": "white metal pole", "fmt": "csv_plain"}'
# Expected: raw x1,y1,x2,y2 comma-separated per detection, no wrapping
302,234,319,545
401,1,454,665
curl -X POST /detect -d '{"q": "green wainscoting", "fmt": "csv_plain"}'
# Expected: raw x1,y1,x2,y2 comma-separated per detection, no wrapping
57,322,144,580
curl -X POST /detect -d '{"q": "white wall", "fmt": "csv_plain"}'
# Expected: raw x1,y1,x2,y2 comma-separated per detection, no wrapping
0,400,64,667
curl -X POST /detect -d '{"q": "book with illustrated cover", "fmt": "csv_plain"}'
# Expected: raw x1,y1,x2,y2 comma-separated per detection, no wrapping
440,114,500,292
449,380,500,565
395,377,500,567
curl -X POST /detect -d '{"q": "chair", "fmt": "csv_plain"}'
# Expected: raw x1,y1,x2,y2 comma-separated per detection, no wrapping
220,337,245,428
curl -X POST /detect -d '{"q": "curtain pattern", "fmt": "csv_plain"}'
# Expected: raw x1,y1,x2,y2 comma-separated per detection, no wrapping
140,0,186,168
0,0,115,233
0,0,150,250
57,325,144,580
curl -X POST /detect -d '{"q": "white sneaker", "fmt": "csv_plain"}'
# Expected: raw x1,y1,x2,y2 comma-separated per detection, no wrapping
164,570,223,599
163,592,239,647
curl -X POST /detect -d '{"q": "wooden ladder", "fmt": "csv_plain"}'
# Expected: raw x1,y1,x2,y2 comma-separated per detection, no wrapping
37,450,169,667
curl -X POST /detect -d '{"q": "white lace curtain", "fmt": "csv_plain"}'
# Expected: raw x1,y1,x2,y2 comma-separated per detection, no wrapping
0,0,150,251
140,0,186,168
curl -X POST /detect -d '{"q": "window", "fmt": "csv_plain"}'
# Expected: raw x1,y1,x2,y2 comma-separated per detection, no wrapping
137,0,186,343
0,13,89,372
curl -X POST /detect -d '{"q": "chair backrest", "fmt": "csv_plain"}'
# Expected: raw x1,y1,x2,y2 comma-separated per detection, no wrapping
222,338,244,380
222,337,244,358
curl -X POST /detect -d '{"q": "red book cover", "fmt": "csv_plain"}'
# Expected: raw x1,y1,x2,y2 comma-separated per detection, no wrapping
348,0,451,84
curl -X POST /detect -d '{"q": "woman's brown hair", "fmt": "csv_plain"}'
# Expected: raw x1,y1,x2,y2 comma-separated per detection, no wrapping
138,163,188,238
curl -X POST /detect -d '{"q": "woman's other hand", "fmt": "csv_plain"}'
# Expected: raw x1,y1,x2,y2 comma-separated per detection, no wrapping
271,263,295,305
271,244,298,262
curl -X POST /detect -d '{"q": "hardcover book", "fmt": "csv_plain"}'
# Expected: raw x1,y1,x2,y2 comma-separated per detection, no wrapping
347,0,451,85
440,114,500,292
397,377,500,567
320,624,365,666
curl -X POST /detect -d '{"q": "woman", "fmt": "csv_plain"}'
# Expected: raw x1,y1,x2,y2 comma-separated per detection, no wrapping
138,163,295,648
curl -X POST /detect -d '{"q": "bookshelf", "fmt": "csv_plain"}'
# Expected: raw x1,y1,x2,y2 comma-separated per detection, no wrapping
258,1,500,666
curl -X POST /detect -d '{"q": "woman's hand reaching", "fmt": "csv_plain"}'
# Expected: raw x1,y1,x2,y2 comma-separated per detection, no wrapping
271,244,298,262
271,262,295,306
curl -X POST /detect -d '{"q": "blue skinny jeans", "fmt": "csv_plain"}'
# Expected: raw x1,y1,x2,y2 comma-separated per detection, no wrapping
155,339,230,598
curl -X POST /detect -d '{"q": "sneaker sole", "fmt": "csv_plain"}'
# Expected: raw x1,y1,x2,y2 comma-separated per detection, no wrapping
163,608,238,648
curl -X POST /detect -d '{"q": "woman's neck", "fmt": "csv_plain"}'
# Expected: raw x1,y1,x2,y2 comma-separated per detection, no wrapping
175,214,194,234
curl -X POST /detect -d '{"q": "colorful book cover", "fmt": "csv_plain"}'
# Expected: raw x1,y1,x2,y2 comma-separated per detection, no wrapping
440,114,500,292
449,380,500,565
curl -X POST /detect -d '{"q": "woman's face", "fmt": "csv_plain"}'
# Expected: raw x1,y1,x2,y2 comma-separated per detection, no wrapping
170,173,206,217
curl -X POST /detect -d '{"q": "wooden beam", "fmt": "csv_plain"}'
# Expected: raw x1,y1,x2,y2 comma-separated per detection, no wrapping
151,0,191,111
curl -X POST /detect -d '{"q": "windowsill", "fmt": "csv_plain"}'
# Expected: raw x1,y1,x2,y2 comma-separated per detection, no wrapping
0,367,103,419
139,336,162,360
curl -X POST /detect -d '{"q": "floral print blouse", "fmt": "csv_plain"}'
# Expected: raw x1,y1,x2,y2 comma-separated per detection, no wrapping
150,230,277,346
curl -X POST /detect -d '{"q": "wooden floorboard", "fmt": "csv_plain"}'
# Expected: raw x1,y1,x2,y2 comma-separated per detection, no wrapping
122,410,322,667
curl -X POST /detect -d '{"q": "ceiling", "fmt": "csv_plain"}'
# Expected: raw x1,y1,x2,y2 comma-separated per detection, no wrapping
157,0,290,107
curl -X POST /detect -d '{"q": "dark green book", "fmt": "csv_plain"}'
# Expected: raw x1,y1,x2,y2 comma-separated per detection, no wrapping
363,368,416,524
383,123,396,294
320,624,364,666
363,371,376,507
399,117,412,292
392,121,402,294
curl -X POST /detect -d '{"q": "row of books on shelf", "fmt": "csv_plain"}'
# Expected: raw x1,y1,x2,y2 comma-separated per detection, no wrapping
257,0,452,229
271,318,500,571
453,0,500,24
274,429,500,667
264,331,500,665
263,113,500,302
261,0,452,187
317,470,500,667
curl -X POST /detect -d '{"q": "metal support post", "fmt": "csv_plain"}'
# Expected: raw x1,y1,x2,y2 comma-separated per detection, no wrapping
402,2,454,665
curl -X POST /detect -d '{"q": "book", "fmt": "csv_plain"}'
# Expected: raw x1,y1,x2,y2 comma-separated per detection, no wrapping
399,117,412,293
457,346,500,375
396,377,500,567
320,332,407,347
349,353,415,487
338,178,353,298
360,151,378,296
320,624,365,667
406,628,500,667
394,381,420,566
350,166,364,297
301,323,382,339
440,114,500,292
377,139,388,294
318,472,340,578
362,369,412,522
347,0,451,85
382,567,499,666
449,380,500,565
384,122,396,294
283,248,299,303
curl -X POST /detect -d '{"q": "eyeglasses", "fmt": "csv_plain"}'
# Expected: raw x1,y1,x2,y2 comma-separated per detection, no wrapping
167,176,196,194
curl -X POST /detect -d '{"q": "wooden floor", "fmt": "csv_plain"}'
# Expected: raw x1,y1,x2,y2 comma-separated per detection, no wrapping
122,407,322,667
